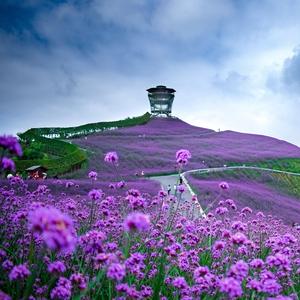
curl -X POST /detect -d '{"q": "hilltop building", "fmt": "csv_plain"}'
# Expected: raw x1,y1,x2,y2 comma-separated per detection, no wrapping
147,85,176,117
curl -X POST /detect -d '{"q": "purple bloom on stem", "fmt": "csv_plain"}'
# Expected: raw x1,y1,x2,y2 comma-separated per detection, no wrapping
194,266,210,282
172,276,188,289
250,258,264,269
262,279,282,295
107,263,126,281
0,157,15,171
50,277,72,300
213,240,226,252
124,212,150,232
177,184,185,193
228,260,249,281
70,273,87,290
127,189,141,197
241,206,253,214
48,261,66,274
0,290,11,300
104,151,119,164
215,206,228,215
0,135,22,157
219,277,243,298
231,232,248,245
88,189,103,200
9,264,30,281
28,206,76,253
219,181,229,190
117,181,125,189
88,171,98,180
176,149,191,165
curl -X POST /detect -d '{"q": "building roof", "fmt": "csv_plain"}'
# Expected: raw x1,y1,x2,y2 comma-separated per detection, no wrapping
25,165,48,171
147,85,176,93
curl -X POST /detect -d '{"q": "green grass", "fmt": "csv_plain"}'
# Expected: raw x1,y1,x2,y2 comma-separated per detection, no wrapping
228,158,300,173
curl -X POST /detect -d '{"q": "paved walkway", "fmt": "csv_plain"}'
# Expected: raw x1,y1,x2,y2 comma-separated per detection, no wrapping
150,174,206,217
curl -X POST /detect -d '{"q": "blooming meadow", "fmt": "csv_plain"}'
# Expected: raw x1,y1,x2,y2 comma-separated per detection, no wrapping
0,136,300,299
71,118,300,180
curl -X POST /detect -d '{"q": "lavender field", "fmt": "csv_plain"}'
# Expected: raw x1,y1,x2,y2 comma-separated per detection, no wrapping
71,118,300,180
1,119,300,299
186,169,300,224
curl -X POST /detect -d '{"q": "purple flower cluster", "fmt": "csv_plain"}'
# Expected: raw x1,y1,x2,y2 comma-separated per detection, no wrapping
88,170,98,180
88,188,103,200
0,141,299,299
176,149,192,165
124,212,150,232
28,206,77,253
9,264,30,281
0,135,23,157
50,277,72,300
104,151,119,164
1,157,16,172
107,263,126,281
48,261,66,274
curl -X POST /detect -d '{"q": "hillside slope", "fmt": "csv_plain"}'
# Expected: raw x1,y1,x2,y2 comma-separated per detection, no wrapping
71,117,300,180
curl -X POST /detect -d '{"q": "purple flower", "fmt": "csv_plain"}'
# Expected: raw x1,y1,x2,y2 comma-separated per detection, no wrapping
172,276,188,289
70,273,87,290
88,171,98,180
104,151,119,164
2,260,13,271
65,181,74,188
193,266,210,283
177,184,185,193
125,253,146,279
262,279,282,295
9,264,30,281
213,240,226,251
219,277,243,298
191,195,198,202
247,279,262,292
215,206,228,215
107,263,126,281
140,285,153,298
266,253,290,269
50,277,72,300
231,232,248,245
28,207,77,253
250,258,264,269
219,181,229,190
0,290,11,300
176,149,191,165
228,260,249,281
124,212,150,232
117,181,125,189
0,157,15,171
241,206,253,214
88,189,103,200
127,189,141,197
127,195,146,210
48,261,66,274
79,230,106,254
0,135,22,156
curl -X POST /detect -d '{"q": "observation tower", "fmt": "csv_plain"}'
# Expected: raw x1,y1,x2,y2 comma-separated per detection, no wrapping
147,85,176,117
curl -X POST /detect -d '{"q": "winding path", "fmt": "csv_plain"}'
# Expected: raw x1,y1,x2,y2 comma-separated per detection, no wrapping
151,165,300,218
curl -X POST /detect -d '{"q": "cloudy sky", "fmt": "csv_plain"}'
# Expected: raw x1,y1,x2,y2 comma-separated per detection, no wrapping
1,0,300,146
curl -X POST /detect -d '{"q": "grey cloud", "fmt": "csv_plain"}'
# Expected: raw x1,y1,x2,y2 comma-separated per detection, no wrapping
281,47,300,94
